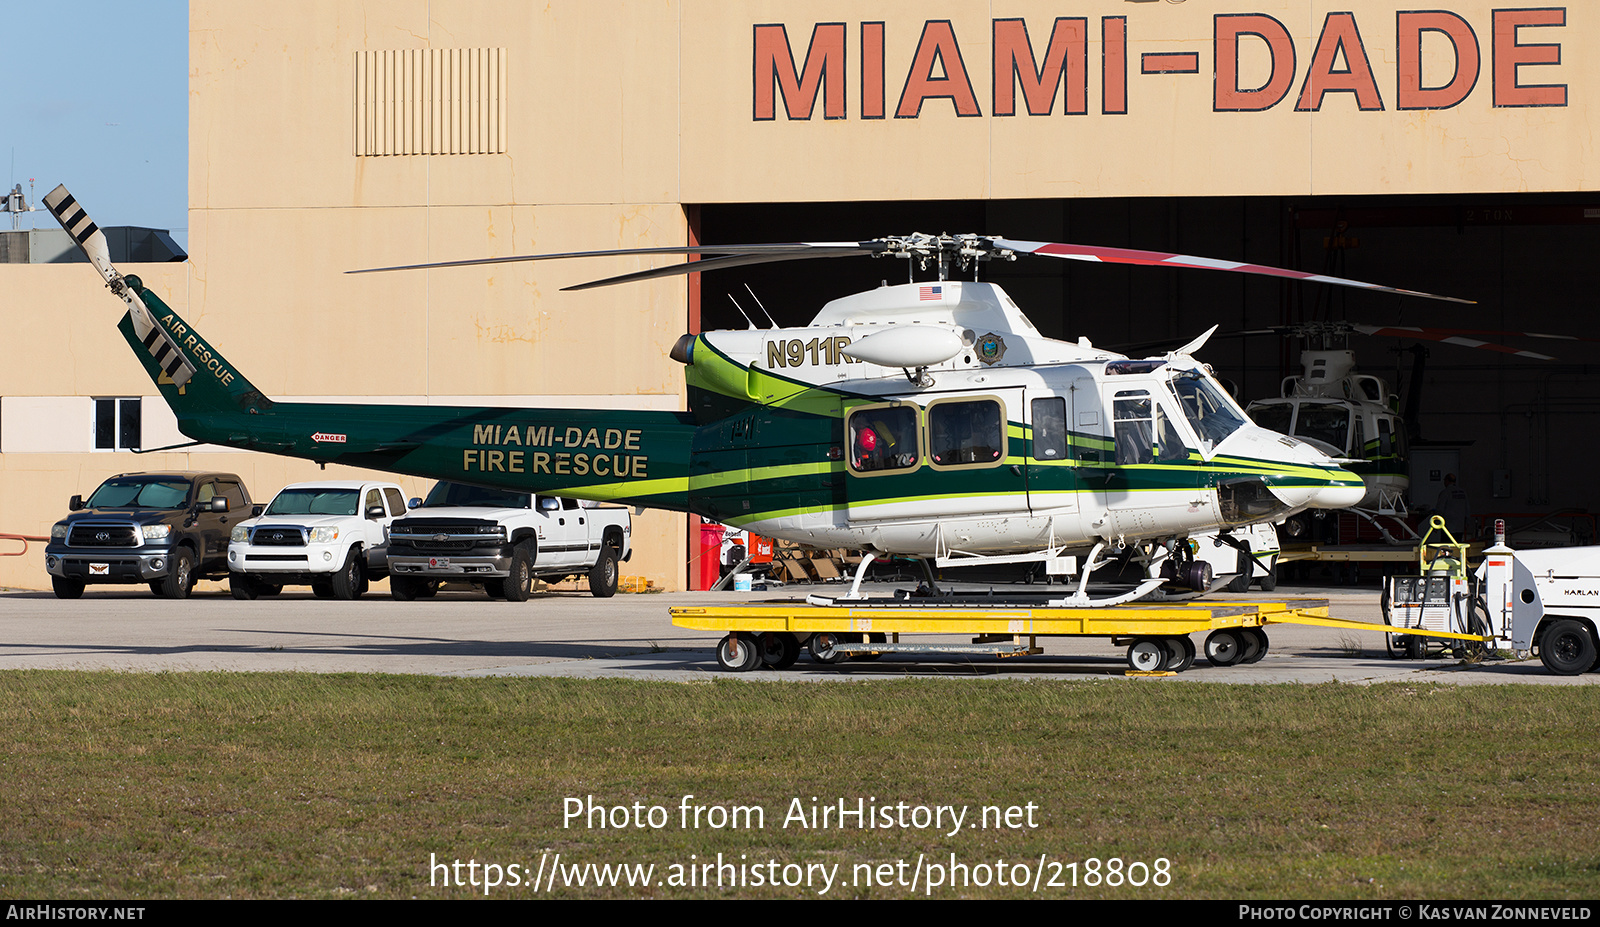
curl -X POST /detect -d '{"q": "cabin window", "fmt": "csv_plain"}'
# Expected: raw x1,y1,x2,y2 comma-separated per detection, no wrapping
928,398,1004,468
1030,397,1068,460
1378,417,1394,456
848,404,920,474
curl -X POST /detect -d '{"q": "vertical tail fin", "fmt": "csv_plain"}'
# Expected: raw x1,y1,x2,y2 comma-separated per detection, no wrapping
45,184,269,416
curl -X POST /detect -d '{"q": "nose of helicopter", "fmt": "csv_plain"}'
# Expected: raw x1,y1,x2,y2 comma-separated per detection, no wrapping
1265,475,1365,511
1307,477,1367,510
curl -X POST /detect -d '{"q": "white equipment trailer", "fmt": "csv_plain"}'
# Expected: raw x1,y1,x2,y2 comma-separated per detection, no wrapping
1477,540,1600,676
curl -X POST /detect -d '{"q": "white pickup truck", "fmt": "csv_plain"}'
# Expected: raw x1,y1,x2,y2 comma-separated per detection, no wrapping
227,480,409,599
385,481,631,601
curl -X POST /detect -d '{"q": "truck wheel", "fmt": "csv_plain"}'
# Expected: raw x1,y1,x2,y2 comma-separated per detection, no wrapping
1258,559,1278,592
52,577,85,600
589,545,620,598
330,548,364,599
230,574,259,600
499,544,534,602
1539,619,1597,676
158,548,195,599
390,575,422,601
1227,546,1252,593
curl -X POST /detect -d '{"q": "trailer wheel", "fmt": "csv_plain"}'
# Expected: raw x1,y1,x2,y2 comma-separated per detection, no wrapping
1205,629,1243,667
1162,636,1196,673
1127,637,1168,672
759,632,801,669
1241,628,1269,664
715,633,762,672
1538,620,1596,676
1404,633,1427,660
808,632,851,665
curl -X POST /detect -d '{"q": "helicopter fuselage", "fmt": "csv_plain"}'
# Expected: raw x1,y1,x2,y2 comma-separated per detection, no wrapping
676,281,1364,560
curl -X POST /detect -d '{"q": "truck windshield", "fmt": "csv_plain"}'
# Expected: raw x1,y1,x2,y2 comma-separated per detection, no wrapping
421,482,532,508
265,489,361,516
85,477,192,509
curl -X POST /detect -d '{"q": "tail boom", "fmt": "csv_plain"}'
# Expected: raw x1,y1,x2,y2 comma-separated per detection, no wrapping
120,286,695,510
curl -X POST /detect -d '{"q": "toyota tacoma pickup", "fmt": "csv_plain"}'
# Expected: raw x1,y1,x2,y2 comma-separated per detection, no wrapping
227,480,408,599
385,481,630,601
45,471,252,599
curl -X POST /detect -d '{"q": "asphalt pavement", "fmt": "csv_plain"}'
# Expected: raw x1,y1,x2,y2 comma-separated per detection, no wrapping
2,578,1594,685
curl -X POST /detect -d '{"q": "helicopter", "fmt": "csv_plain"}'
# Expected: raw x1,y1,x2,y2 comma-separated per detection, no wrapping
1237,319,1572,545
46,185,1470,605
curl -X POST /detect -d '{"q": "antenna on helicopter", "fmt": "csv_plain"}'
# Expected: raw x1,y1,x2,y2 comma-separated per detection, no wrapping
743,284,778,329
725,293,758,330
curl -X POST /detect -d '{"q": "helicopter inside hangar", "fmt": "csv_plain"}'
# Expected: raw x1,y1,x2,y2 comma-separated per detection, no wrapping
688,194,1600,546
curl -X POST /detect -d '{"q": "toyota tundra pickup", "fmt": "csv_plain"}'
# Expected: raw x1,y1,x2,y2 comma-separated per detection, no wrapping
45,471,252,599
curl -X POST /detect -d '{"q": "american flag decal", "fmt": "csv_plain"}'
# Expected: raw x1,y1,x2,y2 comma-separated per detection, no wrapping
918,284,943,301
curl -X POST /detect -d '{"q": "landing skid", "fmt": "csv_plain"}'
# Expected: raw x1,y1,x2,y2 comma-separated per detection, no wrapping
804,575,1237,609
816,544,1235,609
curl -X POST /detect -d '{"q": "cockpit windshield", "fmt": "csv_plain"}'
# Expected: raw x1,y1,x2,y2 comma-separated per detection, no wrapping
1166,369,1248,449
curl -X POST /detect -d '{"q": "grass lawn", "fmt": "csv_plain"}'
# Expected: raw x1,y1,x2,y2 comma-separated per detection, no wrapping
2,671,1597,898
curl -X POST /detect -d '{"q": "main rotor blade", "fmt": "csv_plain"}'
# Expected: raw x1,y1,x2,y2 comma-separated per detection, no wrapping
1348,324,1555,359
991,238,1475,304
348,241,874,274
559,247,869,291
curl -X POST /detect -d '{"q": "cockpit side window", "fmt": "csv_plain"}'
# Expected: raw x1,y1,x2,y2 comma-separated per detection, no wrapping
1114,392,1154,465
847,404,920,474
1116,390,1190,464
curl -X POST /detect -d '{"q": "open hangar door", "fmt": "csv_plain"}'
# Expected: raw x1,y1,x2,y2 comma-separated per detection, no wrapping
693,195,1600,529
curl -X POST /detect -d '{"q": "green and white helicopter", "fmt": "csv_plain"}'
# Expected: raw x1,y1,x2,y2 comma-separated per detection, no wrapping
48,186,1467,605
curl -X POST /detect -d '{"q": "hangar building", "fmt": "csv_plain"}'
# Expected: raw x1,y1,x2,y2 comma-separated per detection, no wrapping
2,1,1597,590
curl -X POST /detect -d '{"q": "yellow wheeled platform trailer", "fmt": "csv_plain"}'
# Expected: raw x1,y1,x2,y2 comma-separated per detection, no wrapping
671,597,1489,673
